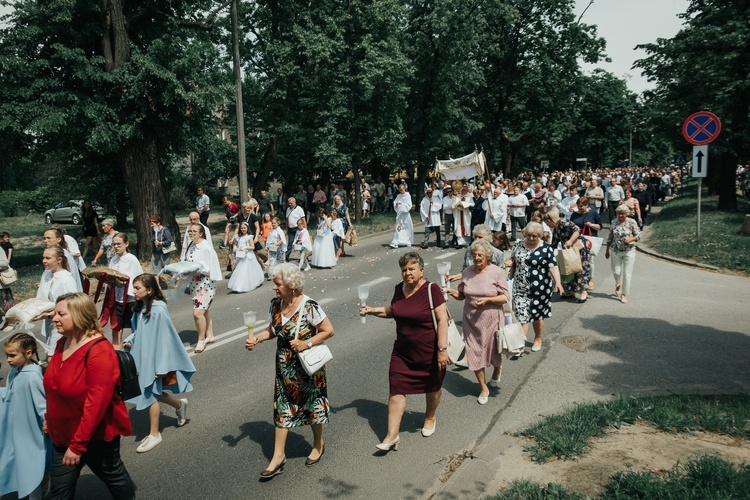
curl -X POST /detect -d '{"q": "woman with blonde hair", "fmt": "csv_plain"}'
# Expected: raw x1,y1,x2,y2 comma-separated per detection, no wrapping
44,292,136,498
605,204,640,304
542,209,591,302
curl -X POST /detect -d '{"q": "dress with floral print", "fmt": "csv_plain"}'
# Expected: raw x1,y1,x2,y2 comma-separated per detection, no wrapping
270,297,330,428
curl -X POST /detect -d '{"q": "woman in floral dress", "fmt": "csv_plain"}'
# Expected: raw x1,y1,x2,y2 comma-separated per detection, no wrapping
543,209,591,302
245,263,334,479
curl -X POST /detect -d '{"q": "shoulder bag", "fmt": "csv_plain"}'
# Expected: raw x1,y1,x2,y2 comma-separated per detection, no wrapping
580,225,603,256
293,299,333,376
0,267,18,286
496,302,526,358
86,338,142,401
427,282,463,364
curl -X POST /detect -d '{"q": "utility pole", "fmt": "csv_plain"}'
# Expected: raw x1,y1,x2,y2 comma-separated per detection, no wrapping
231,0,248,202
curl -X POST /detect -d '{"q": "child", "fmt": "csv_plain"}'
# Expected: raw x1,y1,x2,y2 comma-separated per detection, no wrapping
265,217,287,277
261,213,272,245
0,332,48,500
123,274,196,453
330,210,345,260
292,218,312,272
227,223,264,293
0,232,13,269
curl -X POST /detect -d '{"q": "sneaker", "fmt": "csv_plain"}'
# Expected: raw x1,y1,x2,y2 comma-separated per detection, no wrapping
176,399,188,427
303,265,311,272
136,433,163,453
219,244,228,249
389,243,399,249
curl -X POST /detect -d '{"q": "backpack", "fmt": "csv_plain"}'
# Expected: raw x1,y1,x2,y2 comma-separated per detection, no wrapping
85,338,142,401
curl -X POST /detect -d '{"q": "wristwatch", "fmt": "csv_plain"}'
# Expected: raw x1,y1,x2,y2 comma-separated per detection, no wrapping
437,347,447,352
307,341,313,348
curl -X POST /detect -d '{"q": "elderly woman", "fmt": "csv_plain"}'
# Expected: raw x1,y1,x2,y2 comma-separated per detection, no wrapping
510,223,564,352
149,215,173,275
245,263,334,478
184,223,223,353
542,209,591,303
363,252,449,450
92,219,117,266
605,204,641,304
445,240,509,405
44,293,136,498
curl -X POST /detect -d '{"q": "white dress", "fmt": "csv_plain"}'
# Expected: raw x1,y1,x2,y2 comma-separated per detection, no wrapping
228,234,264,292
311,218,336,268
391,192,413,246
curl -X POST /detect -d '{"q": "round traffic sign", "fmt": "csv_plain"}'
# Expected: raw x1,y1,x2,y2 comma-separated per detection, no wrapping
682,111,721,145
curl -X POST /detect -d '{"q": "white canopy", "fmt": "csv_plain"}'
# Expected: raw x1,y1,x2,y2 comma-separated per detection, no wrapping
434,150,488,180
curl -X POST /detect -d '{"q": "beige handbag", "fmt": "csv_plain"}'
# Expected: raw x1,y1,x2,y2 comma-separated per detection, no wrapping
427,282,464,364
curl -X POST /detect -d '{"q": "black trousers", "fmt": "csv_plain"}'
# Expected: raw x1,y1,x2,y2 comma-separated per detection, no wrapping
49,437,136,500
285,227,298,261
199,211,209,226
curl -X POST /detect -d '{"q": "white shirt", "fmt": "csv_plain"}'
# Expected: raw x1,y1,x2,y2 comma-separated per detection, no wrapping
286,205,305,230
442,194,456,214
508,194,528,217
181,223,211,260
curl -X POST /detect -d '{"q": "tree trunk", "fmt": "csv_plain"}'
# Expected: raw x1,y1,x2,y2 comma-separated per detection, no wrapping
717,151,738,212
353,163,362,221
252,137,277,197
119,137,178,259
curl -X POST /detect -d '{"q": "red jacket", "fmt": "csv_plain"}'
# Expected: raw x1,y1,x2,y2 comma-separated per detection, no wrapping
43,336,132,455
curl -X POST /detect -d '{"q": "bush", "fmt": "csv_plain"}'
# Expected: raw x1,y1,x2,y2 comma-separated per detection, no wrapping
0,188,58,217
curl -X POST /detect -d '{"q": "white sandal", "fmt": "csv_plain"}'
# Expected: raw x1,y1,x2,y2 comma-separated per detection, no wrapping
194,340,206,353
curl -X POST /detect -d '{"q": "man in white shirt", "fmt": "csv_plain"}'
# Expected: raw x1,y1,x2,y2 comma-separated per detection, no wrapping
285,197,305,261
181,212,212,260
585,179,604,213
442,185,456,247
195,186,210,226
483,187,508,233
419,189,442,249
508,186,529,241
605,182,625,224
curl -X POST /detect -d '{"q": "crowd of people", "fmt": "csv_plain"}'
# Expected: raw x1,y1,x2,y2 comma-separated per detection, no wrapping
0,164,688,496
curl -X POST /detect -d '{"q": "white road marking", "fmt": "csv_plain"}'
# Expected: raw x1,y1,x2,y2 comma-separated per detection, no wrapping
360,276,392,288
433,252,457,260
318,298,335,306
187,321,270,356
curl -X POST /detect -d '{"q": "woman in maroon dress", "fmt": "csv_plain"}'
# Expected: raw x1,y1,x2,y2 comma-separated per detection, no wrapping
363,252,449,452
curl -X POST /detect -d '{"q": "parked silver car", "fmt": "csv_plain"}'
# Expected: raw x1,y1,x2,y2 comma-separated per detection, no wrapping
44,200,105,225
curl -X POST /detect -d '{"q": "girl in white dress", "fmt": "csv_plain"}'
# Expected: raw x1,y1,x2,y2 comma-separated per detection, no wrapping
311,208,336,268
292,218,312,272
102,232,144,347
228,222,264,293
265,217,287,276
36,246,78,354
42,229,83,292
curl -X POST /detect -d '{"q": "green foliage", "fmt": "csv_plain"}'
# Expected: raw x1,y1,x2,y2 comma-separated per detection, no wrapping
485,479,583,499
0,188,60,217
522,395,750,463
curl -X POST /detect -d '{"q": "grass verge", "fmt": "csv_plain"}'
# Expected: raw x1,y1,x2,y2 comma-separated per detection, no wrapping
521,395,750,463
486,455,750,499
648,181,750,273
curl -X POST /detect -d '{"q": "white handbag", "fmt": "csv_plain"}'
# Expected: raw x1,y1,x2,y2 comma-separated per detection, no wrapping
427,282,464,364
496,302,526,358
162,242,177,254
293,299,332,376
235,250,247,259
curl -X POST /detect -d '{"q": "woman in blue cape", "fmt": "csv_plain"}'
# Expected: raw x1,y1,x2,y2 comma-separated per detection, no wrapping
0,332,49,500
123,274,196,454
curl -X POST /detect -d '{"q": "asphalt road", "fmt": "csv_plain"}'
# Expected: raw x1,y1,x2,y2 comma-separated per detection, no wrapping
1,229,590,500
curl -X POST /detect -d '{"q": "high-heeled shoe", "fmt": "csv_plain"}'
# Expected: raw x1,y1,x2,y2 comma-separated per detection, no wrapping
375,435,400,452
305,445,325,467
421,421,436,437
260,459,286,479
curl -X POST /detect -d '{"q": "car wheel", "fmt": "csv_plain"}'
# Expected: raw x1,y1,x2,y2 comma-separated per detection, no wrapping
72,214,81,225
45,214,52,224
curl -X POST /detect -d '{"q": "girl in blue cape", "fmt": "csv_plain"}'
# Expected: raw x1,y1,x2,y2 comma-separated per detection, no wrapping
0,332,49,500
123,273,196,453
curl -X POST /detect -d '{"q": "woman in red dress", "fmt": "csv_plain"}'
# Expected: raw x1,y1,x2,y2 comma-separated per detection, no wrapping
363,252,450,452
44,292,135,499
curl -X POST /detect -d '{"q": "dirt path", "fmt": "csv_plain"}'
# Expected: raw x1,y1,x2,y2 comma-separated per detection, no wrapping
488,423,750,497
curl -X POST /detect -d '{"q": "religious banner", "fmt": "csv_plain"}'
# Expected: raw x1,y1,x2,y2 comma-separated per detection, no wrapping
434,150,488,181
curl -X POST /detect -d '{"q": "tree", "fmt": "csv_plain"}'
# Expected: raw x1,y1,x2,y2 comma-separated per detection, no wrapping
0,0,233,256
635,0,750,211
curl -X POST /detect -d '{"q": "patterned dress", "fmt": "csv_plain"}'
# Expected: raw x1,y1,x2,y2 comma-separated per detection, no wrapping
552,219,591,294
458,265,509,371
270,296,330,428
512,241,557,324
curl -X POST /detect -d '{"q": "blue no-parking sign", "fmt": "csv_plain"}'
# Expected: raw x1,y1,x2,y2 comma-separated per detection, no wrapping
682,111,721,145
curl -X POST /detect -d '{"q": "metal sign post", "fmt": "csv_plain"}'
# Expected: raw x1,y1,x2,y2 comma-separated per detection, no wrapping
682,112,721,238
